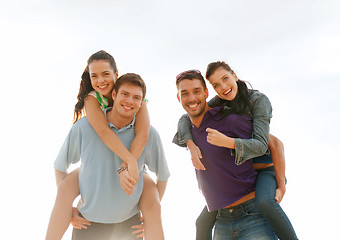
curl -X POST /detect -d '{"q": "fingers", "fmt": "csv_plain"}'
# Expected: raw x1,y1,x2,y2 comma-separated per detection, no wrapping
192,157,206,170
206,127,214,133
71,216,91,229
121,180,135,195
120,173,136,195
131,226,144,234
131,224,144,238
197,148,202,159
275,189,283,203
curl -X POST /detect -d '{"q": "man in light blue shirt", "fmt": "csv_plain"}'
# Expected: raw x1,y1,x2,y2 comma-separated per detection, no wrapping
54,73,170,239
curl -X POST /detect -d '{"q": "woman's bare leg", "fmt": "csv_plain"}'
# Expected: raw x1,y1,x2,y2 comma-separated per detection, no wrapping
139,173,164,240
45,168,80,240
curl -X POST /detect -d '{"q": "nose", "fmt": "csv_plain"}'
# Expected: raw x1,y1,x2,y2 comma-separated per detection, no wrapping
187,93,196,102
125,95,134,103
97,76,105,83
220,81,228,89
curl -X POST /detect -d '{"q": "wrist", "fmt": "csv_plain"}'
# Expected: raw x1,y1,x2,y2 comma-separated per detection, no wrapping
118,166,128,175
125,156,137,166
186,139,194,147
226,136,235,149
277,184,286,191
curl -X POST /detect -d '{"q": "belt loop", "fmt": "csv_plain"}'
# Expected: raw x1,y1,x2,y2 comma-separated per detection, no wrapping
241,204,248,215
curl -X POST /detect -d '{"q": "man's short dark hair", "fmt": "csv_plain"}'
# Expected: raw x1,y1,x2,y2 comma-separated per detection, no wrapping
176,70,207,90
114,73,146,100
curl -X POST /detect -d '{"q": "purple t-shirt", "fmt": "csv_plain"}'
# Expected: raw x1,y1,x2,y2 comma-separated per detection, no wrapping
192,107,257,212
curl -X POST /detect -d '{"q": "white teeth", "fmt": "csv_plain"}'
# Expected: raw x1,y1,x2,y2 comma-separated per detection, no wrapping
188,103,199,108
224,89,231,95
123,106,132,110
98,85,108,89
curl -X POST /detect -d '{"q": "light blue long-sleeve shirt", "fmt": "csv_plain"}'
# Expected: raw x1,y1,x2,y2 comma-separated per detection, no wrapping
54,108,170,223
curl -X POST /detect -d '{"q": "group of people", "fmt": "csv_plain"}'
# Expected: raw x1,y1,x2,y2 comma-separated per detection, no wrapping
45,50,298,239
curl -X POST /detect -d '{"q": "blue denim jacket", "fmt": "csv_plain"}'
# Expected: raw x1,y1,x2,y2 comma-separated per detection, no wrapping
173,90,272,165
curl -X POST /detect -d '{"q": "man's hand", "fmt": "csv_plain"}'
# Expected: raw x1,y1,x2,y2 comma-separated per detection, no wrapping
131,215,144,238
275,186,286,203
119,170,136,195
186,140,205,170
206,128,231,148
71,207,91,230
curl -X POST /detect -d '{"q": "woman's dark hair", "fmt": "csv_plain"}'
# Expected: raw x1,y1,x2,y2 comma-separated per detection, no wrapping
73,50,117,123
206,61,252,115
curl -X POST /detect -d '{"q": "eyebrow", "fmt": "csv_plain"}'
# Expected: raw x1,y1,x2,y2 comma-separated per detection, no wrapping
90,70,111,75
121,90,142,98
221,74,228,80
180,87,201,93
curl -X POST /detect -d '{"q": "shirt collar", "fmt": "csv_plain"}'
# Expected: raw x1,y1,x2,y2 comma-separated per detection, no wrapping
191,106,225,129
104,107,136,132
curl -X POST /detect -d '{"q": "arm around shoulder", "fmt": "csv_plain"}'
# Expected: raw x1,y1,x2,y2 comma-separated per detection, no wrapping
130,102,150,159
84,95,136,166
234,92,273,164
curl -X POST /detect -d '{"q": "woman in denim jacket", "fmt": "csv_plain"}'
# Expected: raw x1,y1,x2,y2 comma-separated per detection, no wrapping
173,61,297,240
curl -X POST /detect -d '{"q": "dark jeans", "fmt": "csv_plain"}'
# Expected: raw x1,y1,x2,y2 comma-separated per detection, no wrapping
196,167,298,240
214,199,277,240
255,167,298,240
72,213,141,240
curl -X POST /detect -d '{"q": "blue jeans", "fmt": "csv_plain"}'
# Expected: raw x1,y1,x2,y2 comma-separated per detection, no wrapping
213,199,277,240
255,167,298,240
196,168,298,240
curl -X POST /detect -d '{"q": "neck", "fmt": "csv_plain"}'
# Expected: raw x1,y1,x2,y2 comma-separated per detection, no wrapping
190,103,211,128
107,109,134,130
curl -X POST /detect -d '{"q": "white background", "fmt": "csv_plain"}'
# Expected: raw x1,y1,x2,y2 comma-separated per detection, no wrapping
1,0,340,239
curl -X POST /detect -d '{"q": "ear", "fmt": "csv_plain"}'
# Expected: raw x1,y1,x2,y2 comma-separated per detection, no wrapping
114,71,119,82
205,88,209,99
177,93,181,103
112,89,116,101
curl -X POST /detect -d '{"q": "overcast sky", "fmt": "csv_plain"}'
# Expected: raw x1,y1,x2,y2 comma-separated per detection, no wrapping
1,0,340,239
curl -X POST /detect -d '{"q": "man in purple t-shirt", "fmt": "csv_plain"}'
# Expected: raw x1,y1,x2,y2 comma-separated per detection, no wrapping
176,70,276,239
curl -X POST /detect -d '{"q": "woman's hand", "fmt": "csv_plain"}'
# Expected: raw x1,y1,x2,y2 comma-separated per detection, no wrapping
186,140,205,170
71,207,91,229
206,128,234,148
119,169,136,195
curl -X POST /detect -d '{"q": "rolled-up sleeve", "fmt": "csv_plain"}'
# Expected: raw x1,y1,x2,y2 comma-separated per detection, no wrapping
234,92,272,165
54,126,82,173
172,114,192,147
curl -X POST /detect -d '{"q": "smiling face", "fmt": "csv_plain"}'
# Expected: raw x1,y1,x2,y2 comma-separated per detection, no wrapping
177,78,209,122
88,60,117,99
112,82,143,120
208,67,238,101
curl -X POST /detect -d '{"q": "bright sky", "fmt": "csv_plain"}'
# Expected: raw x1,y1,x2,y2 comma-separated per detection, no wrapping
1,0,340,239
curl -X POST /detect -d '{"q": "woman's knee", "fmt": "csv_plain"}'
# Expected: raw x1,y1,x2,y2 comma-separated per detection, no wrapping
56,174,80,202
255,195,277,214
140,194,161,217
